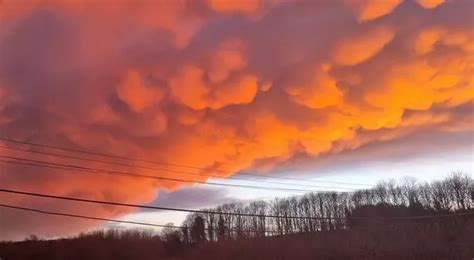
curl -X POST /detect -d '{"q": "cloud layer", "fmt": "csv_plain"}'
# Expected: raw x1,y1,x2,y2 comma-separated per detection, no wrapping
0,0,473,240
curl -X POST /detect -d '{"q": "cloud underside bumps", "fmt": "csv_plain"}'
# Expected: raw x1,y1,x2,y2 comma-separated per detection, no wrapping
0,0,472,239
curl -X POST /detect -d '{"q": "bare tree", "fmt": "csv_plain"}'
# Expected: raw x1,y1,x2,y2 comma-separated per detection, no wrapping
179,173,473,240
374,182,389,204
190,215,206,244
387,179,403,205
401,177,419,206
431,180,453,212
447,172,472,210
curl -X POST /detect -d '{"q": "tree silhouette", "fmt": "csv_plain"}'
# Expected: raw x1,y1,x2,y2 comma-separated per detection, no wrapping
217,215,226,241
190,215,206,244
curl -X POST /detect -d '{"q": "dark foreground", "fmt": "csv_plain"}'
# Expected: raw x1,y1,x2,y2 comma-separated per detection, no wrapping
1,219,473,260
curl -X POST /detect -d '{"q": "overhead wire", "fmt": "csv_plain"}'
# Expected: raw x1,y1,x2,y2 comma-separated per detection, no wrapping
2,188,473,221
0,203,174,229
0,144,358,190
0,137,372,187
0,203,278,234
0,188,351,220
1,137,471,237
0,156,352,193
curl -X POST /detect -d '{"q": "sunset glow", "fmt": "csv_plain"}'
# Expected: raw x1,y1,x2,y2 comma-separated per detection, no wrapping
0,0,473,241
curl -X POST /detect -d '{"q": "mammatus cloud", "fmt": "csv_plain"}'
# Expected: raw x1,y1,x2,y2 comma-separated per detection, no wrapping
415,0,445,9
345,0,402,21
0,0,472,240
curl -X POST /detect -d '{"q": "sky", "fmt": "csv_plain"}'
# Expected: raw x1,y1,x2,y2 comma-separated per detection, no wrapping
0,0,473,240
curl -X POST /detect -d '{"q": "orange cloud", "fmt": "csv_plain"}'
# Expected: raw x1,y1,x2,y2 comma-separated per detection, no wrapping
169,65,258,110
365,54,473,111
209,38,247,83
413,27,444,54
346,0,402,21
207,0,261,13
286,64,344,109
413,27,474,54
169,37,258,110
117,70,165,112
332,26,395,65
415,0,445,9
0,0,473,240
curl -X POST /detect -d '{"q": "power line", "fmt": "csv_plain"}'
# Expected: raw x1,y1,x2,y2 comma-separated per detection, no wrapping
0,157,339,193
0,145,357,190
0,188,349,220
0,203,174,229
0,203,278,234
0,157,318,193
1,202,470,241
0,156,353,193
0,137,372,187
2,188,472,221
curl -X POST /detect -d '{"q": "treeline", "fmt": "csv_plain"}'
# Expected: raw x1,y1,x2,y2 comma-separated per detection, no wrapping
177,173,473,243
4,219,473,259
0,230,167,260
1,173,473,259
